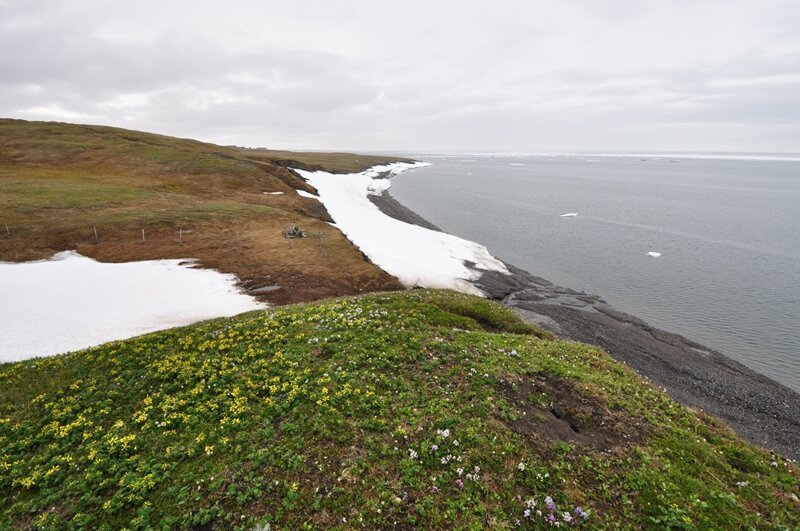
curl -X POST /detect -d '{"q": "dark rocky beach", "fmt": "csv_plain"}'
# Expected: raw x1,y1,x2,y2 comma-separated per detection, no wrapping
371,187,800,461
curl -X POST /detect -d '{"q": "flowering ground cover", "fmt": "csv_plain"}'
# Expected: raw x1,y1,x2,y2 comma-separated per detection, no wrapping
0,290,797,528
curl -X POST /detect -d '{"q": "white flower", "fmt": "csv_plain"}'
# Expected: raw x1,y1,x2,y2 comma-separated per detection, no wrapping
517,462,526,471
562,512,572,522
408,449,418,460
453,440,460,447
457,467,464,476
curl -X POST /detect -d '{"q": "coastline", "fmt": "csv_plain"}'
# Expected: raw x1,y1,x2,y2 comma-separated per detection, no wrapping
372,177,800,461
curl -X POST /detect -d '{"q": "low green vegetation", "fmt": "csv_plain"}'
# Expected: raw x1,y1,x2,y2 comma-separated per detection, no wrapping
0,290,797,529
0,119,404,302
0,119,380,229
238,149,408,174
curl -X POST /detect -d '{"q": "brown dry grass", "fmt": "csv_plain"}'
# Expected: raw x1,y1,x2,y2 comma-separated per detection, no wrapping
0,118,407,303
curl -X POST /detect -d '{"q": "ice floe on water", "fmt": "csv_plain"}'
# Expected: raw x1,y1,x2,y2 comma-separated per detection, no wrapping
560,212,579,217
0,252,265,362
647,251,662,257
296,162,509,296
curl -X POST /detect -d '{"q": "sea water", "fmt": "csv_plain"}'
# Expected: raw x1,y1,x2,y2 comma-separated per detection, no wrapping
390,154,800,392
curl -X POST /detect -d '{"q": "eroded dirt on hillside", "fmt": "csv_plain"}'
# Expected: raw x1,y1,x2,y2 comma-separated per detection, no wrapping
498,373,645,452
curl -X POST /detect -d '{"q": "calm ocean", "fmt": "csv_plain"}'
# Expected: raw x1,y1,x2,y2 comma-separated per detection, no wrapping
390,154,800,392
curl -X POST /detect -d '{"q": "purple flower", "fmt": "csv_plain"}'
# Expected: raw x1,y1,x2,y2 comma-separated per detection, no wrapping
572,507,589,523
455,479,465,490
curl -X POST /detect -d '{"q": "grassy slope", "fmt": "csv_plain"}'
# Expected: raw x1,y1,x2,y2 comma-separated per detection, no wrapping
0,291,796,529
0,119,409,304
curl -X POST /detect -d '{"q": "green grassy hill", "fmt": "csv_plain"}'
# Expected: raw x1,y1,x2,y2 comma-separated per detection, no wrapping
1,290,797,529
0,119,408,304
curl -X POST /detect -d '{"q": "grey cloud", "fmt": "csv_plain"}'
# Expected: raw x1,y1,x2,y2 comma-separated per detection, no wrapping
1,0,798,151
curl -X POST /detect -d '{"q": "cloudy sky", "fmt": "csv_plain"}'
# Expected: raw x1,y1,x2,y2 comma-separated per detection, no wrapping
2,0,799,152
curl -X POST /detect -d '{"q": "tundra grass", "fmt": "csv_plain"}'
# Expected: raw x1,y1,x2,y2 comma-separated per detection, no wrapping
0,290,797,529
0,118,403,301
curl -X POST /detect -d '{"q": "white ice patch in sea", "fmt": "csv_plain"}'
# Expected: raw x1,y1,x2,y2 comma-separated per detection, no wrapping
297,162,509,296
0,252,266,362
296,189,317,198
647,251,662,257
560,213,579,217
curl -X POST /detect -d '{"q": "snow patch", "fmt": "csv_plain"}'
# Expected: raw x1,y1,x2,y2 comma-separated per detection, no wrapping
263,191,284,195
560,212,578,217
297,162,509,297
296,189,317,198
647,251,662,257
0,252,266,362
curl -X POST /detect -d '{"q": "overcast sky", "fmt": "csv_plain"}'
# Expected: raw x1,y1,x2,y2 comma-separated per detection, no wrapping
2,0,799,152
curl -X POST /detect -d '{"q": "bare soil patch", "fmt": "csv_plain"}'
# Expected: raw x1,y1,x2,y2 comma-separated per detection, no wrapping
498,374,645,452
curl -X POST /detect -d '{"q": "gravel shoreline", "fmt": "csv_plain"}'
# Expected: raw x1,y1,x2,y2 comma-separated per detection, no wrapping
373,186,800,460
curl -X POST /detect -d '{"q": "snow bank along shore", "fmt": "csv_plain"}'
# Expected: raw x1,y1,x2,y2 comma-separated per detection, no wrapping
296,162,509,297
0,252,265,362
